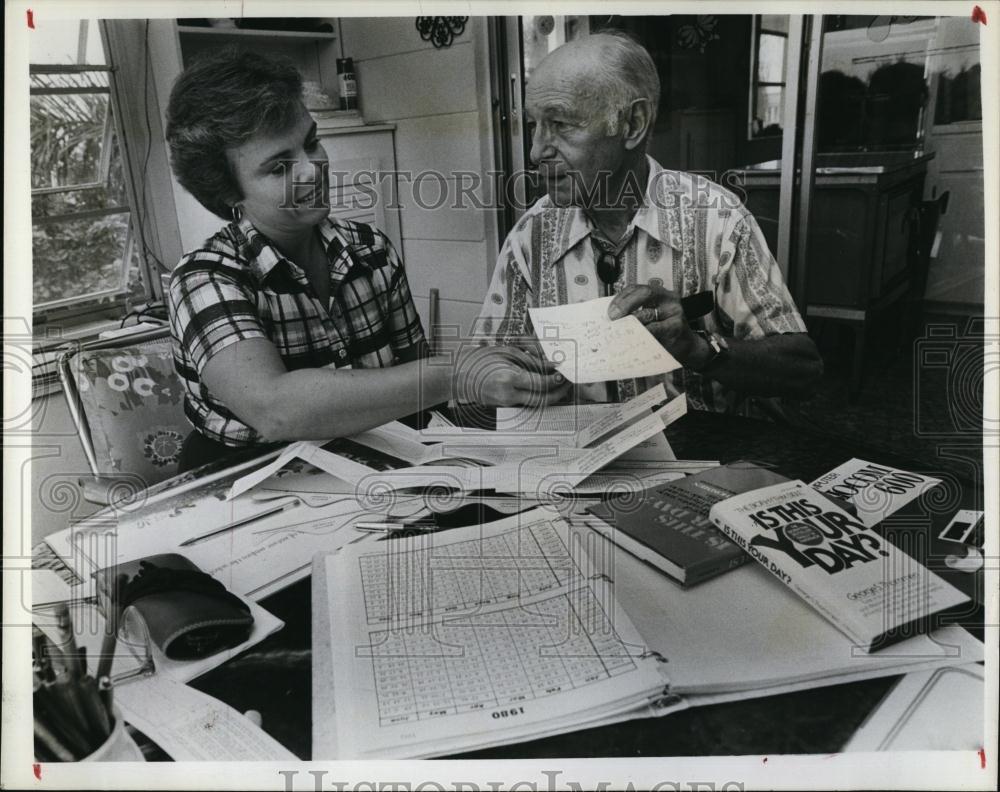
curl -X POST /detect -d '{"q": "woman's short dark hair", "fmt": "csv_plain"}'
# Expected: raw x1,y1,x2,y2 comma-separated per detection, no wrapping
166,50,304,220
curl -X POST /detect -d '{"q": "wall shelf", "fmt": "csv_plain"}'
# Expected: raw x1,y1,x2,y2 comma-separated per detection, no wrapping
176,26,336,41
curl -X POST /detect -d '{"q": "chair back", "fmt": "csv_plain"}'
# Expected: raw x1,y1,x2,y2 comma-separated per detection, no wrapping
58,326,188,490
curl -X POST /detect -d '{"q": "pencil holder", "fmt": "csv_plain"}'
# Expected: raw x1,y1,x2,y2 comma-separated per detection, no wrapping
82,707,144,762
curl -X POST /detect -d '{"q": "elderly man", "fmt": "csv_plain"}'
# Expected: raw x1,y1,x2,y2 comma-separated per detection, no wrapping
476,32,822,413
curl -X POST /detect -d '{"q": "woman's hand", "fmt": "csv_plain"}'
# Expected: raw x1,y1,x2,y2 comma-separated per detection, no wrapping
453,345,571,407
608,284,709,369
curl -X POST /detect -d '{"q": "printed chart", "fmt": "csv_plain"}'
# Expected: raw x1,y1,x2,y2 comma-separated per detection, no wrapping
355,520,641,725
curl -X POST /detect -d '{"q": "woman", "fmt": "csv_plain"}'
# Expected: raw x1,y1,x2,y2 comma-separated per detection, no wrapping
165,51,566,471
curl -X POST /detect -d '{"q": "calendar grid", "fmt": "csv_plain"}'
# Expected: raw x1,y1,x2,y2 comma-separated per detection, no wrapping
358,521,583,625
368,587,640,725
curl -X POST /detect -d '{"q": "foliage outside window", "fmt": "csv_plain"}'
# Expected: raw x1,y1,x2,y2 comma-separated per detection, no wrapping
30,19,144,320
749,15,788,139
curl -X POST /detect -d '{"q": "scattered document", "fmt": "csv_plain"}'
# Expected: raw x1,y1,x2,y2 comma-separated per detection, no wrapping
43,484,404,601
528,296,680,383
230,391,686,500
317,507,673,759
497,393,683,464
228,440,374,501
811,458,943,528
116,674,297,760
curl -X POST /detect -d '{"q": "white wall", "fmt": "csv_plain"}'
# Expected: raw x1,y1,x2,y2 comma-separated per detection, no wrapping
340,17,499,341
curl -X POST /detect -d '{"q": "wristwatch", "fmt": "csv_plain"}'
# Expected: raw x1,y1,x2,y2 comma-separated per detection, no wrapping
692,330,729,372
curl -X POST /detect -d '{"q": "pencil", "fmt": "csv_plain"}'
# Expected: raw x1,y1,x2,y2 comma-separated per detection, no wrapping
96,573,127,681
34,717,76,762
98,674,113,715
35,685,93,757
178,499,298,547
78,674,112,739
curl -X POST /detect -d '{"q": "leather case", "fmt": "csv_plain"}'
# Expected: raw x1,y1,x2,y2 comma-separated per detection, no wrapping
94,553,254,660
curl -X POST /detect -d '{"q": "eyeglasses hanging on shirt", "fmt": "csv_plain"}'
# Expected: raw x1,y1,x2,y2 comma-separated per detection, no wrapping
591,235,716,323
591,237,626,297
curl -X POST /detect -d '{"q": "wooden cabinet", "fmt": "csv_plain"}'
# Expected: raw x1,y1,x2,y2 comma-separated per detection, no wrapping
731,153,933,396
732,153,932,313
316,122,402,253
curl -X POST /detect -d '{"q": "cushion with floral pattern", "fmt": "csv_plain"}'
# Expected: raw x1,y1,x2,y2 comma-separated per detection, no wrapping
70,339,187,487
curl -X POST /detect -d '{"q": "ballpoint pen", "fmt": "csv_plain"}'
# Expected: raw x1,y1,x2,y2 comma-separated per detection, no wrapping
178,498,299,547
355,520,437,536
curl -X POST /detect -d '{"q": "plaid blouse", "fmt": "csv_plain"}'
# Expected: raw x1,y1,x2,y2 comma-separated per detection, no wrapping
475,157,806,415
167,215,426,447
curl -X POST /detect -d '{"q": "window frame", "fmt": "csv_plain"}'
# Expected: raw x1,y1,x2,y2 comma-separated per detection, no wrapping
748,15,789,140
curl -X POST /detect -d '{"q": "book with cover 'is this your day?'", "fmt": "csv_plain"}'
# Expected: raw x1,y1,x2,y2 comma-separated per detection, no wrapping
708,480,970,652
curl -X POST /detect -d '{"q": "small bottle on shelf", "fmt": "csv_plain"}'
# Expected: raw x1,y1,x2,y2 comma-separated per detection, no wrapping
337,58,358,111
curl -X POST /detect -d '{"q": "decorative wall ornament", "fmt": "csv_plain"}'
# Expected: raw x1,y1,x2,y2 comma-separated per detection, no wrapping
676,15,720,53
415,17,468,48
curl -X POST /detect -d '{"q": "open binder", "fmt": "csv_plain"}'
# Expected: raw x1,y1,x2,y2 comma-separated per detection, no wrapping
312,507,984,759
312,507,686,759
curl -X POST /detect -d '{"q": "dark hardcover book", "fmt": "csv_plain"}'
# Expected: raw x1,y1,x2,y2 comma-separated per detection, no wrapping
587,462,789,587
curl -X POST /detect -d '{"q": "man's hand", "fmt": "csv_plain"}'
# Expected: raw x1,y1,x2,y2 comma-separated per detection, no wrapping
608,284,711,369
453,345,571,407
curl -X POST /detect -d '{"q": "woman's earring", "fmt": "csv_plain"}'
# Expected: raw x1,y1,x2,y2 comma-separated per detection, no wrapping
231,204,243,224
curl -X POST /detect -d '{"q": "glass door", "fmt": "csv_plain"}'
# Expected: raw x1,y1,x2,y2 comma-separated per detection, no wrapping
490,15,591,239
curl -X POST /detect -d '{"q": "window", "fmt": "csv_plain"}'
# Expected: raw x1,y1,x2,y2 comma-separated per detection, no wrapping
749,15,789,139
815,16,938,152
30,19,146,322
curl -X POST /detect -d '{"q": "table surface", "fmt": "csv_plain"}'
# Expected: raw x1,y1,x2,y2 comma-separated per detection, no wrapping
154,411,984,759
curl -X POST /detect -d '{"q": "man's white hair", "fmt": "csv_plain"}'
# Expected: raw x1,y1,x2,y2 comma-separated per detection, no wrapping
585,31,660,140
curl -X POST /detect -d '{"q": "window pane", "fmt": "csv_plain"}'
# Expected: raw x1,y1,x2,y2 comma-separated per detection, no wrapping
522,16,590,83
32,212,130,305
934,68,981,124
31,133,127,216
819,16,937,151
31,19,104,65
30,81,110,190
752,86,784,137
30,19,144,313
760,15,788,34
757,33,787,83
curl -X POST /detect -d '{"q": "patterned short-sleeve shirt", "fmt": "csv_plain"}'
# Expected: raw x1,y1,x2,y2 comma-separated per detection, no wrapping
475,157,806,413
168,214,426,447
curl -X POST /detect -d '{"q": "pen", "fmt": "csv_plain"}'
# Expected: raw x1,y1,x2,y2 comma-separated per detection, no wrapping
52,604,83,681
355,521,437,535
97,573,127,681
179,499,299,547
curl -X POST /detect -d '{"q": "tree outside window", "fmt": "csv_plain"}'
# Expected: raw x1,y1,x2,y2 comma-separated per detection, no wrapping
30,19,143,318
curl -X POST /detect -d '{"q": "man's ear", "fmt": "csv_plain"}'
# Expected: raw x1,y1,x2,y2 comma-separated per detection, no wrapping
622,98,653,151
